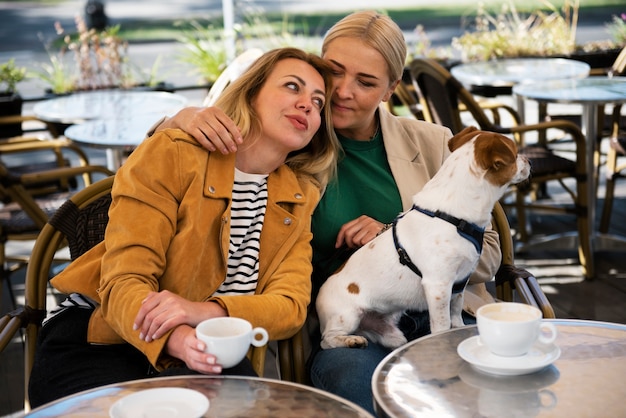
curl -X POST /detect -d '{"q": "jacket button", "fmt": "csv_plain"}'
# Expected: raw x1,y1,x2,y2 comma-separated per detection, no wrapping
284,218,292,225
294,193,302,199
209,186,216,193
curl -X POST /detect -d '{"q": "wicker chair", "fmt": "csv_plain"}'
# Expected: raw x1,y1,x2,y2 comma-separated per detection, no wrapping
0,113,66,141
541,45,626,131
599,119,626,233
0,176,303,410
408,57,592,279
539,45,626,171
0,145,113,310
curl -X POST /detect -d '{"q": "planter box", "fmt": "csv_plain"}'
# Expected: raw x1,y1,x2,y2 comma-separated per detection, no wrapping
558,48,622,72
0,93,23,138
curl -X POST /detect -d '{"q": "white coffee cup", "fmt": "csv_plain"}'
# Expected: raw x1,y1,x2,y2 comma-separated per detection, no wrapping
195,317,269,368
476,302,557,357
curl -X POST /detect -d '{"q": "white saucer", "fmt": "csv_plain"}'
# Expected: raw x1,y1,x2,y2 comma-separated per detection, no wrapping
109,387,209,418
457,336,561,376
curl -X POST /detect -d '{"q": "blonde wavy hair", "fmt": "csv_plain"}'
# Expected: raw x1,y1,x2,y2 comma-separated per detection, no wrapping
215,47,339,188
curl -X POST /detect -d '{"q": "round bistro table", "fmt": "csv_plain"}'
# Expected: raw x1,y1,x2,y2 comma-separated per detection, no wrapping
27,375,374,417
372,319,626,418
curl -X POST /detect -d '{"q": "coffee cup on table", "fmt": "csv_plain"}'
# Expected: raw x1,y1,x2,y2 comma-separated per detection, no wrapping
476,302,557,357
195,317,269,368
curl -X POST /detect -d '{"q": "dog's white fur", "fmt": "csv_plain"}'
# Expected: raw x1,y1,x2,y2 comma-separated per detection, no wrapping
316,126,531,349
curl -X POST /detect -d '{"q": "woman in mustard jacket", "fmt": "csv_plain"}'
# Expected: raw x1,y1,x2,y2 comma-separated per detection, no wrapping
28,47,340,408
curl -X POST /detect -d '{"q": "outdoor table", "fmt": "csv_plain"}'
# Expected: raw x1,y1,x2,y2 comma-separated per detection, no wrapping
451,58,590,120
513,76,626,263
372,319,626,418
27,375,374,417
33,90,187,170
32,90,187,124
63,115,163,170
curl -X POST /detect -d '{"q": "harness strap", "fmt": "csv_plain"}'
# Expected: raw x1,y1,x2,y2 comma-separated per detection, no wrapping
392,216,422,277
413,205,484,253
391,205,485,294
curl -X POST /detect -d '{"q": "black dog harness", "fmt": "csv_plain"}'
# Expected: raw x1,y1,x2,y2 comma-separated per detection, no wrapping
391,205,485,294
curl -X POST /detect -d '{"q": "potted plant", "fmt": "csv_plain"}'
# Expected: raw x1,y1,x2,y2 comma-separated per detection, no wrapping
35,16,166,95
0,58,28,137
452,0,621,68
407,25,457,68
606,13,626,46
176,20,227,86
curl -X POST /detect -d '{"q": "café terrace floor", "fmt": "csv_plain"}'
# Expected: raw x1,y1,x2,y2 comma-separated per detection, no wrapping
1,111,626,417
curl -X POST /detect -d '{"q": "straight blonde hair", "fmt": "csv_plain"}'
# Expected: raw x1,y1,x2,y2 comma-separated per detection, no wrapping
322,11,407,85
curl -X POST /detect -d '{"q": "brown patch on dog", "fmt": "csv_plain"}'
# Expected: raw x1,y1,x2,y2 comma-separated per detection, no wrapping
448,126,479,152
473,132,519,186
347,283,360,294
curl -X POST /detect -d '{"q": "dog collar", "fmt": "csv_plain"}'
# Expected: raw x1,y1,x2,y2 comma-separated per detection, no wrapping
391,205,484,294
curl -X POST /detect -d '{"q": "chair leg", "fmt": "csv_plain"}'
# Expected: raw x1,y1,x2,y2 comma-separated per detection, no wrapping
600,145,618,234
576,194,594,280
515,189,530,242
0,241,18,312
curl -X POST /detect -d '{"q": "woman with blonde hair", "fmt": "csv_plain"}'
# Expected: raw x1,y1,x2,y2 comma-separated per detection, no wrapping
154,11,500,414
29,47,340,408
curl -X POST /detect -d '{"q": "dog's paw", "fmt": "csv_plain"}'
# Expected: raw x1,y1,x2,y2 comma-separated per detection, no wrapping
451,317,465,328
320,335,368,349
378,333,407,349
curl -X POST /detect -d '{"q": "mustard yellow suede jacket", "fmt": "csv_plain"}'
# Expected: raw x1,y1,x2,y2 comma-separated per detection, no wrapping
51,129,317,369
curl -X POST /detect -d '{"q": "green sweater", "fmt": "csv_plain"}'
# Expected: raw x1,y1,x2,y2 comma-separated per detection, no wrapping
311,131,402,295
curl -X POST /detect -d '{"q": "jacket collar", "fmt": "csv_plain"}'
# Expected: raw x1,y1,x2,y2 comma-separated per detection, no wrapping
379,105,421,163
203,151,308,206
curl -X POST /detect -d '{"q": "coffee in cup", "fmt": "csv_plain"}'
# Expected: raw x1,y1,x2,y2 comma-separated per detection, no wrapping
476,302,557,357
195,317,269,368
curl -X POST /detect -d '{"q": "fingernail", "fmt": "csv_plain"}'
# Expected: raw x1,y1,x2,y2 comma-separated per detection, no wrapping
139,333,144,340
133,323,138,331
213,366,222,373
206,357,215,365
230,145,237,152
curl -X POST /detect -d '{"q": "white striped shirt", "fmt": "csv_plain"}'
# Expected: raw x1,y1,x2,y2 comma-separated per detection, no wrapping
215,168,268,295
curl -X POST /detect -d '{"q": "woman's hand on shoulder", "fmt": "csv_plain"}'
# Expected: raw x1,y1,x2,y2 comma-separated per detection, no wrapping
156,106,242,154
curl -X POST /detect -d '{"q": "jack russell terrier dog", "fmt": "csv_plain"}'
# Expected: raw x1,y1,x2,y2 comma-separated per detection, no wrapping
316,126,531,349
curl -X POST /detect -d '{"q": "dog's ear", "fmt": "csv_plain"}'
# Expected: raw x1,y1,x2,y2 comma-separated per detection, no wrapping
448,126,479,152
474,133,519,185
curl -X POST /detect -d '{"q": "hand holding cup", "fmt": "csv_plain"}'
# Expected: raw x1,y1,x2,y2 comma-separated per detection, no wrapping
196,317,268,368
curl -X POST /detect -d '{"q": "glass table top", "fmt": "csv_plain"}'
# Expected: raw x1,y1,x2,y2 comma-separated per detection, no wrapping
513,76,626,104
33,90,188,124
451,58,591,87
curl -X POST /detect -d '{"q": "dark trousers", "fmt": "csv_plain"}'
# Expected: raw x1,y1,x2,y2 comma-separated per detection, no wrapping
29,307,257,408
